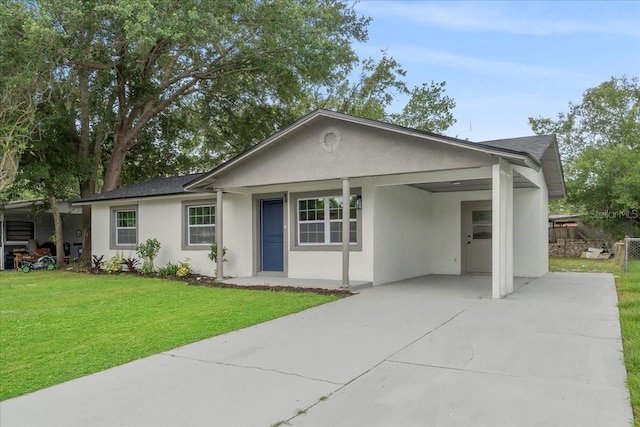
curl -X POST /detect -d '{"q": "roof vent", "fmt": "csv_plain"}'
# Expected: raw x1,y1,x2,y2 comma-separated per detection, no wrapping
320,127,341,152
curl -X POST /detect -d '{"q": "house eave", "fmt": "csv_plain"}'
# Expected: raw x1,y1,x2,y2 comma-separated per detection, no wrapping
73,192,213,207
184,109,540,192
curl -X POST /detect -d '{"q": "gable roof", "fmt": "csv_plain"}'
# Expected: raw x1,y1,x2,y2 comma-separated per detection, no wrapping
479,135,554,161
479,134,566,199
76,110,566,204
185,109,548,192
75,173,203,204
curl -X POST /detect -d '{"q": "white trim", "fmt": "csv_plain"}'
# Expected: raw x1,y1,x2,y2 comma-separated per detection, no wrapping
109,204,138,249
296,196,357,246
114,209,137,246
186,204,215,246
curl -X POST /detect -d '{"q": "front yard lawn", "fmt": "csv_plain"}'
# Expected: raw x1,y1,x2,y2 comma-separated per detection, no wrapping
550,257,640,426
0,271,339,401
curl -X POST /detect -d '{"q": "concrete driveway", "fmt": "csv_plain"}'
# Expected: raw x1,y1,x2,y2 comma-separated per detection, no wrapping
0,273,632,427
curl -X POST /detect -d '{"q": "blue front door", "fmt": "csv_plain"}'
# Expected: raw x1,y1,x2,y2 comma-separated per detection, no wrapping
261,199,284,272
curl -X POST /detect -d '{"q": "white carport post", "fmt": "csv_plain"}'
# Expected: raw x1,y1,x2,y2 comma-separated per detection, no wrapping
215,188,224,280
342,177,350,287
492,158,514,298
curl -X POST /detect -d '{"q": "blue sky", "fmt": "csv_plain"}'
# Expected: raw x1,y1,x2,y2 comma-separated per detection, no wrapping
353,0,640,141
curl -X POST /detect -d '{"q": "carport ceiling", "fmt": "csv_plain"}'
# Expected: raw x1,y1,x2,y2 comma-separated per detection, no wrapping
410,175,536,193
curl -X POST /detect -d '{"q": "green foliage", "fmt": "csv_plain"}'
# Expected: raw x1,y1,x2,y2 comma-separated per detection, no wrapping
3,0,371,192
617,261,640,425
157,262,180,277
529,76,640,238
208,243,228,264
158,259,192,277
139,263,155,275
104,254,123,274
293,52,456,135
2,0,457,194
176,259,192,277
0,270,339,400
136,238,161,271
0,2,42,190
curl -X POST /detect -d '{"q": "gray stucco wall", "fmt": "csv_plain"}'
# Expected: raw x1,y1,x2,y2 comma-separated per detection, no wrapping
212,118,497,189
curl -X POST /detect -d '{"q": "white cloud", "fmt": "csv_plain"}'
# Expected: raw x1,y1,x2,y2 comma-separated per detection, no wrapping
372,44,586,80
356,1,640,39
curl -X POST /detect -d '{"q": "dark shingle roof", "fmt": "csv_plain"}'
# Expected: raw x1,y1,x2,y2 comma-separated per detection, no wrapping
76,173,204,203
477,135,555,161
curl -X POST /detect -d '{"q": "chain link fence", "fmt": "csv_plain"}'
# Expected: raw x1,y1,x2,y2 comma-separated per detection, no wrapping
624,238,640,272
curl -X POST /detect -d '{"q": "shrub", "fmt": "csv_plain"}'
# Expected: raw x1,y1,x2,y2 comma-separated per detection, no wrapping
176,259,192,277
157,262,180,277
91,255,104,272
104,254,123,274
123,257,139,273
158,259,192,277
208,243,228,263
136,238,161,272
139,263,154,275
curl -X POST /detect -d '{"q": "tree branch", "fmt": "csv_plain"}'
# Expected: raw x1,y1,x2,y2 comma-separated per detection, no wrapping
67,60,117,71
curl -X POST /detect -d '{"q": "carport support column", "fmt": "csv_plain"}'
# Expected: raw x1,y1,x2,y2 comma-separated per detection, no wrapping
342,177,350,287
216,188,224,280
492,159,514,299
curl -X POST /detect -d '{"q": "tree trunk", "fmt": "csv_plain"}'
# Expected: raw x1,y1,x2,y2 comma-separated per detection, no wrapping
47,193,65,266
81,205,92,265
78,178,94,263
102,130,129,192
76,68,92,265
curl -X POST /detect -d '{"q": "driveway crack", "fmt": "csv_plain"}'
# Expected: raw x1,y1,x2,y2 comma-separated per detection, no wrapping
159,352,343,386
283,305,476,426
387,305,473,361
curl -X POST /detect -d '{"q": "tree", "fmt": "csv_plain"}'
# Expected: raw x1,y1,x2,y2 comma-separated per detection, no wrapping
20,0,369,192
529,76,640,238
110,47,457,186
2,0,370,261
7,101,81,263
296,52,456,133
0,1,48,191
4,1,458,262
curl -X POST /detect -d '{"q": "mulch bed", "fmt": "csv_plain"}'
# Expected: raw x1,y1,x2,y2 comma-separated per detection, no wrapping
63,266,353,297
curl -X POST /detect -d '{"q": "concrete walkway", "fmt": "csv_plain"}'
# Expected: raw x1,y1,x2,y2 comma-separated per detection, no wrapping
0,273,632,427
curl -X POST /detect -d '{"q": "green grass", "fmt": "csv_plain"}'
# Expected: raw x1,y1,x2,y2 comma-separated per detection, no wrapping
548,256,620,273
0,271,339,401
550,256,640,426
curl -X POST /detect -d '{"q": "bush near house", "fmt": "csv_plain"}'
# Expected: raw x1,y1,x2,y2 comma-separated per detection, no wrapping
0,271,339,401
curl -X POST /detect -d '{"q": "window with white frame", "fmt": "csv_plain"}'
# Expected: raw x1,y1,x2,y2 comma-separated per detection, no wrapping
187,204,215,246
114,209,137,246
297,195,357,245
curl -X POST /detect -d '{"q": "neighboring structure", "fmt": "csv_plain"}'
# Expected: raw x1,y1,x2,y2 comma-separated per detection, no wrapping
548,213,609,257
76,110,565,298
1,200,83,270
